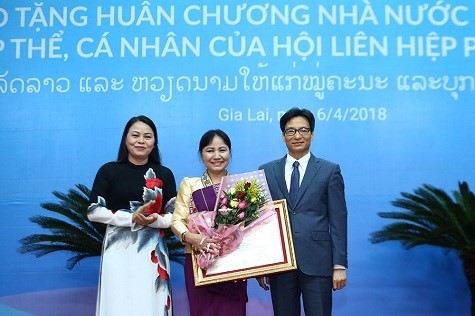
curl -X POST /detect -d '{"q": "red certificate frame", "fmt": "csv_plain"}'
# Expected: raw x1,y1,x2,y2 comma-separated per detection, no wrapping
192,199,297,286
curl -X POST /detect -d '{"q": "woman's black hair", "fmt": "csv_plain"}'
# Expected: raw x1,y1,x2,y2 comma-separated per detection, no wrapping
198,129,232,154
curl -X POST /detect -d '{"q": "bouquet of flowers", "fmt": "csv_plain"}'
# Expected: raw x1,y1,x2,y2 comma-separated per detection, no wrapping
214,178,268,227
188,170,275,269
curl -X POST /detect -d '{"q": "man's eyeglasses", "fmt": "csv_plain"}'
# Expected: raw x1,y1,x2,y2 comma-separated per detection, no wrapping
284,127,311,137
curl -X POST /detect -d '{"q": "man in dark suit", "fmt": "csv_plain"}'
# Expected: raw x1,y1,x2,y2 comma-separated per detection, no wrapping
257,108,348,316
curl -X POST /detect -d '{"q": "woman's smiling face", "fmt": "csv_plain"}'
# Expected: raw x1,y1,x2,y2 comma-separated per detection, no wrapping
201,135,230,175
126,121,155,165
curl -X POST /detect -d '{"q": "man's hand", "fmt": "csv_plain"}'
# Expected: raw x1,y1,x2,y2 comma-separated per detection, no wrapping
333,269,346,291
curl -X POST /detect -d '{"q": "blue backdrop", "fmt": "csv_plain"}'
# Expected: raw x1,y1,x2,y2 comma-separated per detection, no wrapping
1,1,473,315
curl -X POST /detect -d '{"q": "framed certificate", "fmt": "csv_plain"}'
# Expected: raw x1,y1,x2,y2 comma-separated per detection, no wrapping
192,199,297,286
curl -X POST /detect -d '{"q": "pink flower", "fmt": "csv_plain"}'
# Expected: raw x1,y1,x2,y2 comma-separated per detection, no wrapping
221,197,228,206
237,201,247,209
238,212,245,220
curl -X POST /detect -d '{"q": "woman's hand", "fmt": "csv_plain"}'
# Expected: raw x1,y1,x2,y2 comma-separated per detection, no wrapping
132,200,158,226
185,231,220,255
257,276,270,291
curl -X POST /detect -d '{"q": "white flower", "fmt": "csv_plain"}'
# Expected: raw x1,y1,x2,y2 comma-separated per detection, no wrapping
218,208,231,216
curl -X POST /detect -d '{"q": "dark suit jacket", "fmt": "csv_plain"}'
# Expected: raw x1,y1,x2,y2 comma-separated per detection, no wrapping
260,154,348,276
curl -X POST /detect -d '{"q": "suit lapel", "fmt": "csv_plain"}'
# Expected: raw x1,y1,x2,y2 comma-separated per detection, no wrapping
294,154,321,206
273,156,291,203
